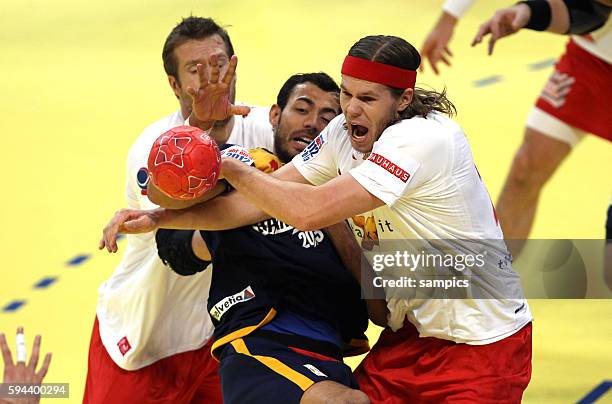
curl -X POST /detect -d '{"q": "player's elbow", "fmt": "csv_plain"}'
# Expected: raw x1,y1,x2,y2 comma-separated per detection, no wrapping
291,211,328,232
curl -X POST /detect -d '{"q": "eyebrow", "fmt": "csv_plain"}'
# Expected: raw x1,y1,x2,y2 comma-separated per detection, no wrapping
295,96,339,114
340,85,377,97
294,96,315,106
184,53,228,67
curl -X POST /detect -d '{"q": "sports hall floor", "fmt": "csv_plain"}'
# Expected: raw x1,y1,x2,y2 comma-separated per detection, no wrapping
1,0,611,402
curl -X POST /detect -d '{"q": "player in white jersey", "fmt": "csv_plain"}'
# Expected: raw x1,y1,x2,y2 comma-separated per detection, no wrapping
84,17,273,403
422,0,612,247
101,35,533,403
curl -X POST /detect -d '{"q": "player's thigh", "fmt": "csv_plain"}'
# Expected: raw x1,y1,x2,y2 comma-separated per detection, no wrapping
219,337,359,404
301,380,370,404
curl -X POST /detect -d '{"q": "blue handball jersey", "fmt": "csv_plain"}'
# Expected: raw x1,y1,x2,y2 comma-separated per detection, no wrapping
200,216,369,359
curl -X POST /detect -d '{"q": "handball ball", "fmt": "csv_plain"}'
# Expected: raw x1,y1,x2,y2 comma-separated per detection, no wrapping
147,125,221,200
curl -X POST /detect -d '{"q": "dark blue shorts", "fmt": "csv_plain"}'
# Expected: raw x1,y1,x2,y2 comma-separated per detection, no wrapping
218,335,359,404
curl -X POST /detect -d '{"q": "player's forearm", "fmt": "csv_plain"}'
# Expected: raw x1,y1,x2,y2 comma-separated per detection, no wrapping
222,159,336,231
547,0,571,33
519,0,610,35
156,191,270,231
148,181,226,209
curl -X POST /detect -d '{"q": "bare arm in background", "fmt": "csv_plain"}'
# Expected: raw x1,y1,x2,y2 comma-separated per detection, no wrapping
472,0,611,55
420,0,476,75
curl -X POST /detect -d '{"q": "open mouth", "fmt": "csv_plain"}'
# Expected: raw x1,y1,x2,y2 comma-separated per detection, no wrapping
350,123,369,138
292,135,313,146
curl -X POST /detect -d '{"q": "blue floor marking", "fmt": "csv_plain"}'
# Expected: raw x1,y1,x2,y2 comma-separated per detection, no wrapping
66,254,90,266
528,58,556,71
473,75,503,87
34,277,58,289
3,300,26,313
578,381,612,404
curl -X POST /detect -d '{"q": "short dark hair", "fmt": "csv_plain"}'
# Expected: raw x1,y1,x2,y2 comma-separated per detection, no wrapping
162,17,235,81
276,73,340,110
348,35,456,119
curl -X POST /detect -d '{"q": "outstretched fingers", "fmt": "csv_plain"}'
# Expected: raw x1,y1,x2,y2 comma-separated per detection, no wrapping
101,209,134,253
28,335,41,371
0,333,14,366
472,22,492,47
36,353,52,382
229,104,251,117
222,55,238,85
208,54,220,83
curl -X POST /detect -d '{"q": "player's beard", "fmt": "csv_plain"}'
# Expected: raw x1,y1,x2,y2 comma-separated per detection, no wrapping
273,126,294,164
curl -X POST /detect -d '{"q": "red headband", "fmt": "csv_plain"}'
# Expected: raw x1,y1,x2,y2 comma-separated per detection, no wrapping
341,55,417,89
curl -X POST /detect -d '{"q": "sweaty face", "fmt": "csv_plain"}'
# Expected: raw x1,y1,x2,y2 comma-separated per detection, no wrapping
170,35,236,120
272,83,340,163
339,75,402,153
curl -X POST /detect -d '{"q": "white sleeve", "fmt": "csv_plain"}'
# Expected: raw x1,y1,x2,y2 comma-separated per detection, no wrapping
125,142,145,209
291,116,342,185
442,0,476,18
348,121,447,206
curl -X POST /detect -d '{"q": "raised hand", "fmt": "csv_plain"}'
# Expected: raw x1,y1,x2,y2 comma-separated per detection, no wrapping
0,328,52,404
99,208,164,253
187,54,251,126
420,11,457,75
472,4,530,55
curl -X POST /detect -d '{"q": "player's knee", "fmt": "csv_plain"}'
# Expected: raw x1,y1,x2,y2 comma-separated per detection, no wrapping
507,147,538,190
339,389,370,404
508,128,572,189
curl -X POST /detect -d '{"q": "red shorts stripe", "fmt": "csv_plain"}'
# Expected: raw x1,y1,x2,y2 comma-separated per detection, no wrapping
83,317,222,404
354,322,532,403
289,346,340,362
535,39,612,142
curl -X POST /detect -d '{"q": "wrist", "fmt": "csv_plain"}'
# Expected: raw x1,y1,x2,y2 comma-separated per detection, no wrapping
440,11,458,27
517,1,551,30
154,207,171,228
220,157,242,181
187,114,214,132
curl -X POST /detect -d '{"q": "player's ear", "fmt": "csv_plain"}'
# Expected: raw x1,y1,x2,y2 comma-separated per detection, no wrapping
168,75,181,99
269,104,281,129
397,88,414,113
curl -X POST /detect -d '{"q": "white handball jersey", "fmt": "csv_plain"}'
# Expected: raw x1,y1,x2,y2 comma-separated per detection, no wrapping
293,114,532,345
573,16,612,64
97,106,274,370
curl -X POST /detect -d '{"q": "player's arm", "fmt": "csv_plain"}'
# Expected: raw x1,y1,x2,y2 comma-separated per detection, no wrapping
158,162,308,228
325,221,389,327
100,162,307,252
148,180,227,209
221,158,385,231
472,0,611,54
154,229,211,276
420,0,476,74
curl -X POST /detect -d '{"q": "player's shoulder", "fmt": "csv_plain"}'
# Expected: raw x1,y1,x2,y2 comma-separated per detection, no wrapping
128,110,184,160
317,114,347,144
382,112,462,146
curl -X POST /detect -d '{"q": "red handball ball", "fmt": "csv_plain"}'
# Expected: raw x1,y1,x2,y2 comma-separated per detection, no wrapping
147,125,221,200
